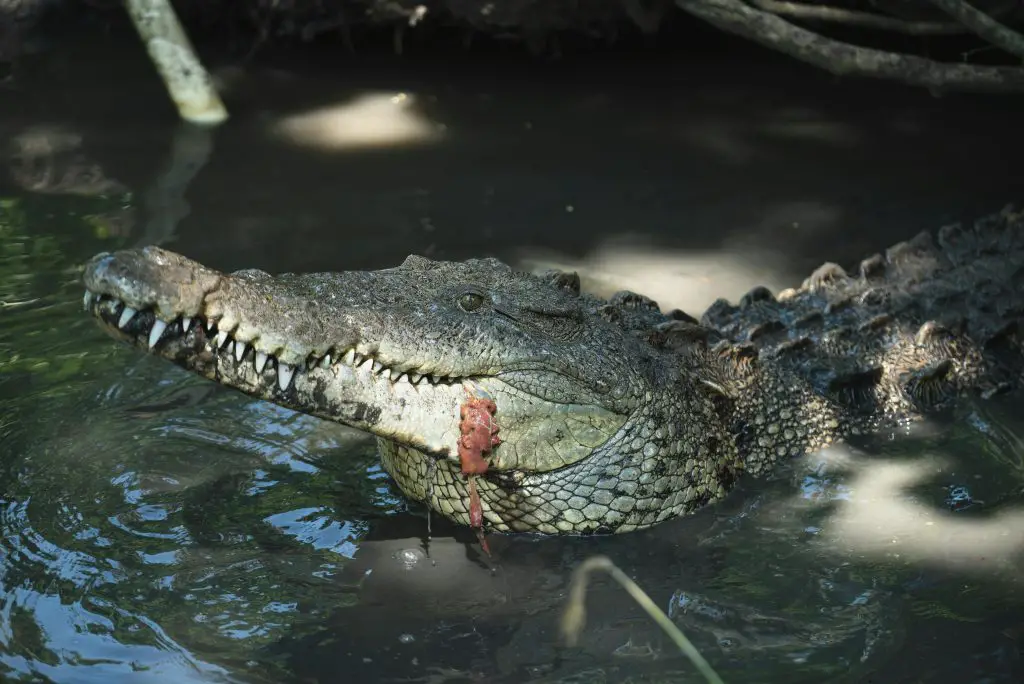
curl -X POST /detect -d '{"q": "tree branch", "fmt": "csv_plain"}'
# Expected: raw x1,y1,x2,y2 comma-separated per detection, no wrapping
747,0,977,36
674,0,1024,92
921,0,1024,59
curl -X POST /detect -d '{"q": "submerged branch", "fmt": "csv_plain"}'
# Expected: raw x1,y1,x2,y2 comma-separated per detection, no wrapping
562,555,725,684
124,0,229,125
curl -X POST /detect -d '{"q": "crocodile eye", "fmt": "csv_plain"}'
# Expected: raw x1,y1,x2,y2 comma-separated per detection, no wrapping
457,292,485,312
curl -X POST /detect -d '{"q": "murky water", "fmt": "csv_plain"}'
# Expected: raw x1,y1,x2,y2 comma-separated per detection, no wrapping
2,28,1023,683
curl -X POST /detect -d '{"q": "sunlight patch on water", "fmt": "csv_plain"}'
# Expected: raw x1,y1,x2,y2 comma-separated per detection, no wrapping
769,403,1024,581
516,199,844,314
519,241,793,315
272,92,445,151
824,451,1024,576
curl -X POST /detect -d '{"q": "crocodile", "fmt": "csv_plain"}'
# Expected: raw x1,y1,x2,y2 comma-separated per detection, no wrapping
81,206,1024,535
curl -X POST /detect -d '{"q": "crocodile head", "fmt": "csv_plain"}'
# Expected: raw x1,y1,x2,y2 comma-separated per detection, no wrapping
83,247,738,535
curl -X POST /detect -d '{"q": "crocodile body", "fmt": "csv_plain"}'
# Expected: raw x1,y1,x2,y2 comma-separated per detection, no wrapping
81,207,1024,535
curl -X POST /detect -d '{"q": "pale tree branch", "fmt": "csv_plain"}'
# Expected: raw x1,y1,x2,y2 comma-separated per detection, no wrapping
674,0,1024,92
746,0,976,35
921,0,1024,59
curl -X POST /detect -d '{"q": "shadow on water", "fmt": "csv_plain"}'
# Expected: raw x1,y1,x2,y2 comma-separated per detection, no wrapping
0,20,1023,683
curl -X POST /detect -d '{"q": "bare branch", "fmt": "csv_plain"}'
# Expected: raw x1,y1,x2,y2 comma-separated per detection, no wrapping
921,0,1024,59
674,0,1024,93
747,0,976,35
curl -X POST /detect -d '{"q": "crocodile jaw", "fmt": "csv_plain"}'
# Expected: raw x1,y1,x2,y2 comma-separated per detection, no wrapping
84,288,472,455
80,247,479,458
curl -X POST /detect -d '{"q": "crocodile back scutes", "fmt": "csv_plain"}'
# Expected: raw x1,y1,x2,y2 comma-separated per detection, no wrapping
699,206,1024,416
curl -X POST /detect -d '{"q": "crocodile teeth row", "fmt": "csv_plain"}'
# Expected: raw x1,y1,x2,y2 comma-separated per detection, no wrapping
199,316,304,391
86,291,449,391
86,292,301,391
339,348,444,386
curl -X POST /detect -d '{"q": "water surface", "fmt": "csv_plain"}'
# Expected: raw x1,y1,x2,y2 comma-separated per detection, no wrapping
1,31,1023,683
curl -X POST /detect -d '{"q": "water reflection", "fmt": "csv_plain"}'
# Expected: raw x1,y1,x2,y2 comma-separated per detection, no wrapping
7,125,129,198
0,590,235,683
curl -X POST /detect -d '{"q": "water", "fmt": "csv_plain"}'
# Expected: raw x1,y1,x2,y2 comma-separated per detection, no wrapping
2,28,1024,683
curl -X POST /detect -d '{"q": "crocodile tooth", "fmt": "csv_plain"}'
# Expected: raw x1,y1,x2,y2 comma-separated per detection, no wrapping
278,363,295,391
205,319,216,333
148,319,167,349
181,317,193,334
321,353,332,368
371,360,384,374
343,349,356,365
235,341,247,362
82,291,92,311
358,356,373,371
409,372,422,385
118,306,137,329
215,330,229,349
380,368,392,381
255,351,269,374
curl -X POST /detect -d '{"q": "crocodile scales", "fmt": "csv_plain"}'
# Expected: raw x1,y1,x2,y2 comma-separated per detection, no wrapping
81,207,1024,535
